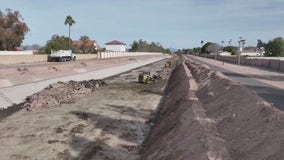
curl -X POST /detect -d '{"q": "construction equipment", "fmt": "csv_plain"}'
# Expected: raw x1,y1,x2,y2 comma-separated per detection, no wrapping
164,60,171,67
138,71,156,84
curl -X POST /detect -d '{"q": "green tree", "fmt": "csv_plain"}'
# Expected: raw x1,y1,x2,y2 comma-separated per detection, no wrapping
78,35,97,54
223,46,238,55
0,8,29,50
257,39,265,49
201,42,213,54
129,39,168,53
192,47,201,53
130,40,139,51
44,34,70,54
64,15,75,49
80,35,89,54
206,43,221,53
80,35,89,42
265,37,284,57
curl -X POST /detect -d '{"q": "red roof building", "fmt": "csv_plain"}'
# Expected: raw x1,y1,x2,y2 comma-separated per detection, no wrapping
72,40,98,49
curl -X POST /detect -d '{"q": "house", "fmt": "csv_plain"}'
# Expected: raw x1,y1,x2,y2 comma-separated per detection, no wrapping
105,40,126,52
240,47,264,57
241,51,261,57
72,40,98,50
218,51,232,56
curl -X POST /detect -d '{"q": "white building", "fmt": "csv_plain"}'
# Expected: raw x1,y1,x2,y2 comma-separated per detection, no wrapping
105,40,126,52
209,51,231,56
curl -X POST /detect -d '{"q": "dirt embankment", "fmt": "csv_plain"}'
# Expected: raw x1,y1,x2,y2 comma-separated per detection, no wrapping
142,56,284,160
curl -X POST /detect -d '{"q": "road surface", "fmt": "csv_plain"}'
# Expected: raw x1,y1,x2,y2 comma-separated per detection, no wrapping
187,55,284,111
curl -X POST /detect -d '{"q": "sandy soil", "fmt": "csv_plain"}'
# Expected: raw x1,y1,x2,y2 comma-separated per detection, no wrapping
0,59,172,160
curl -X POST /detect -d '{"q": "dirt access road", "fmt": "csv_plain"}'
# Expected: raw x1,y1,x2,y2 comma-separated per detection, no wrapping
0,59,173,160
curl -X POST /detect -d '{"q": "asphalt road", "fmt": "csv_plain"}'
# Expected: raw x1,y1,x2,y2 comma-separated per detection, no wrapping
187,55,284,111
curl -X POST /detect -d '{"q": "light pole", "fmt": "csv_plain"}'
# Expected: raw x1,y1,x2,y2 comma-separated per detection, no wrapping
238,39,245,67
228,39,232,46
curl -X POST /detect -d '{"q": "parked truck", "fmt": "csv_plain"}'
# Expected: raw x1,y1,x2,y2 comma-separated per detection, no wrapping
48,50,76,62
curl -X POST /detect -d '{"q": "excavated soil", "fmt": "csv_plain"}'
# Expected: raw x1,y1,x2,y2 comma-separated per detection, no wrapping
142,55,284,160
185,57,284,160
23,79,107,111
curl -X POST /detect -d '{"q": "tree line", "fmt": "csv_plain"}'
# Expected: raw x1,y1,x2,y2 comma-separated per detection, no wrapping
258,38,284,57
182,37,284,57
44,34,98,54
129,39,170,53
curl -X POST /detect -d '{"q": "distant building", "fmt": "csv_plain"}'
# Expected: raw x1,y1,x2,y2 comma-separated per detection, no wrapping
240,47,264,57
105,40,126,52
218,51,232,56
241,51,261,57
72,40,98,50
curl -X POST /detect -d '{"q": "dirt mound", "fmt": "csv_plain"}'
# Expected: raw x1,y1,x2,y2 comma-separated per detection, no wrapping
24,79,107,111
185,58,284,160
142,56,284,159
142,61,213,159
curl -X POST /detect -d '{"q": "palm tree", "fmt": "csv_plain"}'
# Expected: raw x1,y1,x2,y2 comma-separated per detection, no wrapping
64,15,75,49
80,35,90,42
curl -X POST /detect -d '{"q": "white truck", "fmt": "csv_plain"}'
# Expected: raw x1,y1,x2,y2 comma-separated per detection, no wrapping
48,50,76,62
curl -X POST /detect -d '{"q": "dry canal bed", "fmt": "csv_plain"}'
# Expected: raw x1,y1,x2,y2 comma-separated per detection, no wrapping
0,59,173,160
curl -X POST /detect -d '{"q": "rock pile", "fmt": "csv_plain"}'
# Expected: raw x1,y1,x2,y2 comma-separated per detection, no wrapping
24,79,107,111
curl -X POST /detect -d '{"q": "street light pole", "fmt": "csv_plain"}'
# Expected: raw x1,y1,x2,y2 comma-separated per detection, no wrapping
238,39,245,67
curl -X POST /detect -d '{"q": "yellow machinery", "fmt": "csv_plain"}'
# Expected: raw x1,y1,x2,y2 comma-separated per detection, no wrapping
138,72,156,84
164,61,171,67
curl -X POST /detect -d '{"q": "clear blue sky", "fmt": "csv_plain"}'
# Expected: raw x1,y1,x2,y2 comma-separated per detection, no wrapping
1,0,284,49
